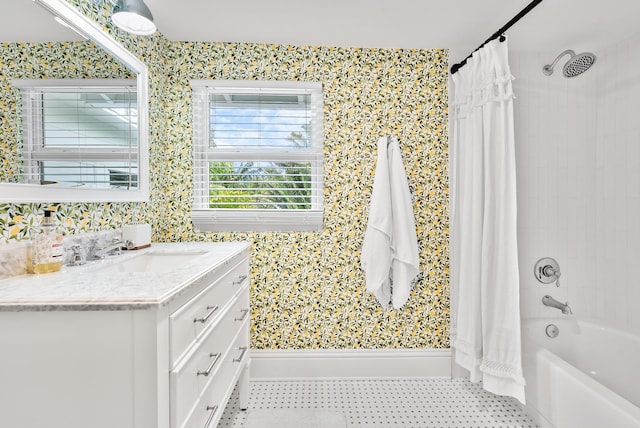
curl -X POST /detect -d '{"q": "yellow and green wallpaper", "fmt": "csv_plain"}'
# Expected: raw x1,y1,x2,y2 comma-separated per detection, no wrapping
0,0,449,350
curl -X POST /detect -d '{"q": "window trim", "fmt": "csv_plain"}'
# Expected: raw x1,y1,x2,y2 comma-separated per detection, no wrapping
191,80,324,232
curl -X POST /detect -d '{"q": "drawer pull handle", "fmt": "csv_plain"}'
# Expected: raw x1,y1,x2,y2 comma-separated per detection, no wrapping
197,353,222,377
194,305,219,324
233,346,248,363
204,405,219,428
233,274,248,285
234,308,250,322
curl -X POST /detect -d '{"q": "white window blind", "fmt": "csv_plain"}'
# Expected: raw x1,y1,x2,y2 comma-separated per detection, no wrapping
12,79,138,189
191,80,324,232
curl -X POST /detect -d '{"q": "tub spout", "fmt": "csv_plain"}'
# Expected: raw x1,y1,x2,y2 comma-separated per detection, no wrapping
542,295,572,315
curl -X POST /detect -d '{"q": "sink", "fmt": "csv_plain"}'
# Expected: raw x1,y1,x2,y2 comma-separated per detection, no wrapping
95,250,209,273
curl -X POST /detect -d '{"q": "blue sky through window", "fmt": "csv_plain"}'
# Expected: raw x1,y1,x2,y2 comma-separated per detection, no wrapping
209,93,312,149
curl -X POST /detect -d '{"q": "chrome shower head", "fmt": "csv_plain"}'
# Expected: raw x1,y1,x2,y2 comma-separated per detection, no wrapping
542,49,597,77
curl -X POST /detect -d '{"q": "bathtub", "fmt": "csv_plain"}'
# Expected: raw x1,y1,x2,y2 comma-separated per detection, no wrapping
521,318,640,428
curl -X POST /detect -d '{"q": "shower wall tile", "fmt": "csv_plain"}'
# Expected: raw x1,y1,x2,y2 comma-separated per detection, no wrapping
595,31,640,336
572,286,596,317
515,30,640,337
628,283,640,333
511,49,598,322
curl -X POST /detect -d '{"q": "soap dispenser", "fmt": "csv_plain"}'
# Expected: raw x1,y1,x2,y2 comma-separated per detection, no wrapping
32,210,64,274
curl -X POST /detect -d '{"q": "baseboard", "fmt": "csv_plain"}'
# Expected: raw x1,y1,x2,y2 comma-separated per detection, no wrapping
249,348,451,380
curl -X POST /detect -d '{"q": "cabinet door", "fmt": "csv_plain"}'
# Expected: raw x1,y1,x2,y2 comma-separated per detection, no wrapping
0,311,138,428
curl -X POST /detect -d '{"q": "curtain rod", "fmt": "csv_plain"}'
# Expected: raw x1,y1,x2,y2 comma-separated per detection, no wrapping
450,0,544,74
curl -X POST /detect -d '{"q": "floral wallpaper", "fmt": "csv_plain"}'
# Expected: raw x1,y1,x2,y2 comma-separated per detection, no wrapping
0,1,449,350
161,43,450,349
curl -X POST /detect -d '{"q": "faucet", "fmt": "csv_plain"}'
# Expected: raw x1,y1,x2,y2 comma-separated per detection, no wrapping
89,238,134,260
542,295,572,315
67,244,86,266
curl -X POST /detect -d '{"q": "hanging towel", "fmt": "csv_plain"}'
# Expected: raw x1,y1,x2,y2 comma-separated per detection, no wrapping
361,136,420,309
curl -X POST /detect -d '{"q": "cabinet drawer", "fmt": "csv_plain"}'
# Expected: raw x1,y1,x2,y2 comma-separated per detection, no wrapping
170,286,249,428
180,324,249,428
170,258,248,365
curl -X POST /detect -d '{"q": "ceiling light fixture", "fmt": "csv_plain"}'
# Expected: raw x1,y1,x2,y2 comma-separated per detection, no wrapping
89,0,156,36
111,0,156,36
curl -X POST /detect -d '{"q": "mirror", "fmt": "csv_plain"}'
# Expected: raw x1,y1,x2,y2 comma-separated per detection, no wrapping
0,0,149,202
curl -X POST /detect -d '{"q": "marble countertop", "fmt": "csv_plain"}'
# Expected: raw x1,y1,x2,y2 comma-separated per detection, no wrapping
0,242,250,312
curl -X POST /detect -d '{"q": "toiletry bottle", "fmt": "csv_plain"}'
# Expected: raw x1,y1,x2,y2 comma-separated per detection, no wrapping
32,210,64,274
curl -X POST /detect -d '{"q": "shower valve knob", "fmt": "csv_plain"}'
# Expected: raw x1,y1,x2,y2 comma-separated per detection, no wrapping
534,257,562,287
542,265,561,286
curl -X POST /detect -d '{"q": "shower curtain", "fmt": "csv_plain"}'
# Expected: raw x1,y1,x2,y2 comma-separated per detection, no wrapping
449,37,526,404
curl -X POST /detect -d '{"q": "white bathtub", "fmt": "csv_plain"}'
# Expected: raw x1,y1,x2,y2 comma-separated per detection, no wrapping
521,318,640,428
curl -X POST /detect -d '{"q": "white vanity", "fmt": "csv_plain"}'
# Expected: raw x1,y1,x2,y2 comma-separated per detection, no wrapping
0,242,250,428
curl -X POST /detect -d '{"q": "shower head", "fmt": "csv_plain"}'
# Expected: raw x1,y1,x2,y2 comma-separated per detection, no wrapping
542,49,597,77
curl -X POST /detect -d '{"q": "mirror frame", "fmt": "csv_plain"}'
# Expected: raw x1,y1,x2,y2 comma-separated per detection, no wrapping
0,0,149,203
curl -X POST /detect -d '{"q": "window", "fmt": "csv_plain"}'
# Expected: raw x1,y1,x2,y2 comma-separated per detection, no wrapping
12,79,138,189
191,80,324,232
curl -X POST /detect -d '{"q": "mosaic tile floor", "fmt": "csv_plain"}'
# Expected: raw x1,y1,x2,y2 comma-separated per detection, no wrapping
217,378,538,428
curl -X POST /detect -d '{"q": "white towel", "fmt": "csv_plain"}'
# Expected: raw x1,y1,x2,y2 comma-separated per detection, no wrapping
361,136,420,309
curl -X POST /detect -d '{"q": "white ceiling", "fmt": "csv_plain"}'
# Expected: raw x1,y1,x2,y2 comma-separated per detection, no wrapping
2,0,640,65
146,0,640,63
0,1,84,42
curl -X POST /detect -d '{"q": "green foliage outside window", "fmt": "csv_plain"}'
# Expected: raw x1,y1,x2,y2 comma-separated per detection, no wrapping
209,129,312,209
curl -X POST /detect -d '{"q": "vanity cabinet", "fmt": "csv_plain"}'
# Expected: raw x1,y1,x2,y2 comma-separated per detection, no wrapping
0,243,250,428
169,253,250,428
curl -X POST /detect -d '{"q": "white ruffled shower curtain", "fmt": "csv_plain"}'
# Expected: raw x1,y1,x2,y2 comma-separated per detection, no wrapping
449,37,526,404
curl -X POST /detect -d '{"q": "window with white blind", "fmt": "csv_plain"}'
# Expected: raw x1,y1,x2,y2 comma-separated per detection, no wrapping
12,79,138,189
191,80,324,232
